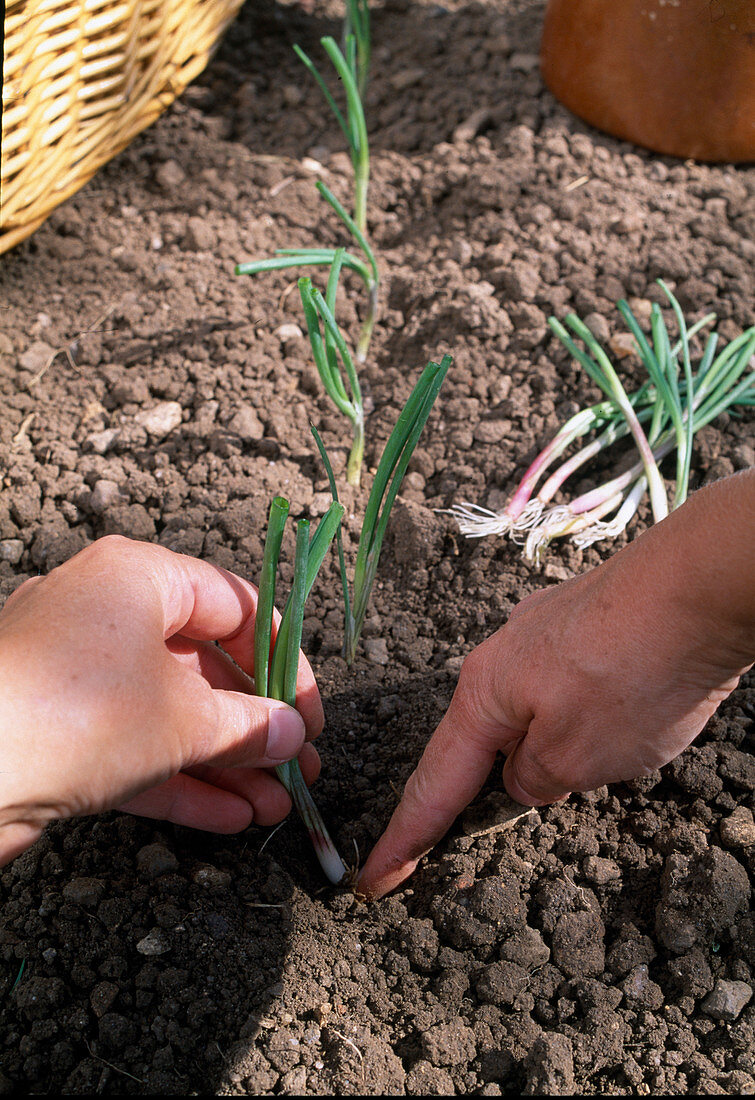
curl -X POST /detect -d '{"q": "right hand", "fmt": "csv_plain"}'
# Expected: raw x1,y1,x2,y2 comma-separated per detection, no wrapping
360,471,755,898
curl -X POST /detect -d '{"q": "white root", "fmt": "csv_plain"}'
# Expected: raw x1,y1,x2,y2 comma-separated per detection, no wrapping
440,501,513,538
570,517,624,549
508,498,547,542
443,496,548,540
523,505,575,563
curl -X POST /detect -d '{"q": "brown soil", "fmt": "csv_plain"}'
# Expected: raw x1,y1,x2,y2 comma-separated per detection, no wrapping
1,0,753,1094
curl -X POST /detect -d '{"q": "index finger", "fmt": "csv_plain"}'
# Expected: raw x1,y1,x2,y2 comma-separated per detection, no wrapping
358,662,526,899
357,718,498,898
358,633,534,897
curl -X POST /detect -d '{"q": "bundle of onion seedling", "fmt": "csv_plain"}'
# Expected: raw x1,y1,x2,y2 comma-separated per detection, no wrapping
451,283,754,561
255,495,349,885
314,353,452,664
236,5,379,485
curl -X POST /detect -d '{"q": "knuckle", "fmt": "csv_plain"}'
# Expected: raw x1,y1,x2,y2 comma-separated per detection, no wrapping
518,736,570,795
529,751,565,790
402,766,426,805
0,575,43,615
70,534,135,574
89,534,133,561
11,576,41,599
454,638,507,731
457,641,488,690
403,765,443,822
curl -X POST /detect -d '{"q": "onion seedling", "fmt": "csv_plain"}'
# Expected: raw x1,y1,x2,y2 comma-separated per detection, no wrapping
255,496,349,885
451,289,754,559
449,391,656,538
235,33,378,341
544,348,755,556
548,313,669,523
294,34,370,237
299,263,365,487
313,354,452,664
344,0,371,100
235,16,380,485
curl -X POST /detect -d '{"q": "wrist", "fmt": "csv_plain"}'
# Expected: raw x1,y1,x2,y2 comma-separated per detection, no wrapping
620,470,755,677
671,471,754,670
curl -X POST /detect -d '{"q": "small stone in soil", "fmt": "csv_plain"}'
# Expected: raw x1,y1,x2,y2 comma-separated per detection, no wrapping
363,638,389,665
155,160,185,189
135,401,183,438
701,978,753,1021
0,539,24,564
85,428,119,454
719,806,755,848
136,843,179,880
227,406,264,442
273,323,304,342
136,929,171,956
192,864,232,889
582,855,621,885
89,479,123,514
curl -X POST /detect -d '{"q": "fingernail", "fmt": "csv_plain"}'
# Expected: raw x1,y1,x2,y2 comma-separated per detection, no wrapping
267,706,305,761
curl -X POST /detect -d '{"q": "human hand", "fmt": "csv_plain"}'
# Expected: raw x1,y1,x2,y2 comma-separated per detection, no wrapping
360,473,754,898
0,536,324,865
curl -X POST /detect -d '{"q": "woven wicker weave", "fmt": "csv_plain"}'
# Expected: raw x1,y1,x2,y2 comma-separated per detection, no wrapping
1,0,245,254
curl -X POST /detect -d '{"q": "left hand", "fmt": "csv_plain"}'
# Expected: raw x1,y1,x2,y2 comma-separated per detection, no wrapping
0,536,324,864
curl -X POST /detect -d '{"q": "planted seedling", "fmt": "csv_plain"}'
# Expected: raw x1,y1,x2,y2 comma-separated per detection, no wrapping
293,32,370,237
253,340,450,877
254,495,350,885
236,9,379,486
343,0,371,100
451,284,754,560
313,354,452,664
235,30,376,333
299,259,364,486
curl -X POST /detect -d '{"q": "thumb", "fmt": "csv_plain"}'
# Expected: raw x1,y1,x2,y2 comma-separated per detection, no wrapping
185,683,307,770
502,723,572,806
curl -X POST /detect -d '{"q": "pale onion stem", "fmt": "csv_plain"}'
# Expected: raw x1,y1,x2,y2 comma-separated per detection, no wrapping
506,407,600,520
447,405,618,540
524,489,625,563
278,759,347,886
571,476,648,549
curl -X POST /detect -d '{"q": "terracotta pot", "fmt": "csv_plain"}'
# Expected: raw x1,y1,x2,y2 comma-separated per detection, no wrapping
540,0,755,163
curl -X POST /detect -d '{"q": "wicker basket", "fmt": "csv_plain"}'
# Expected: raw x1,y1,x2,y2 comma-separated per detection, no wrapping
1,0,245,255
